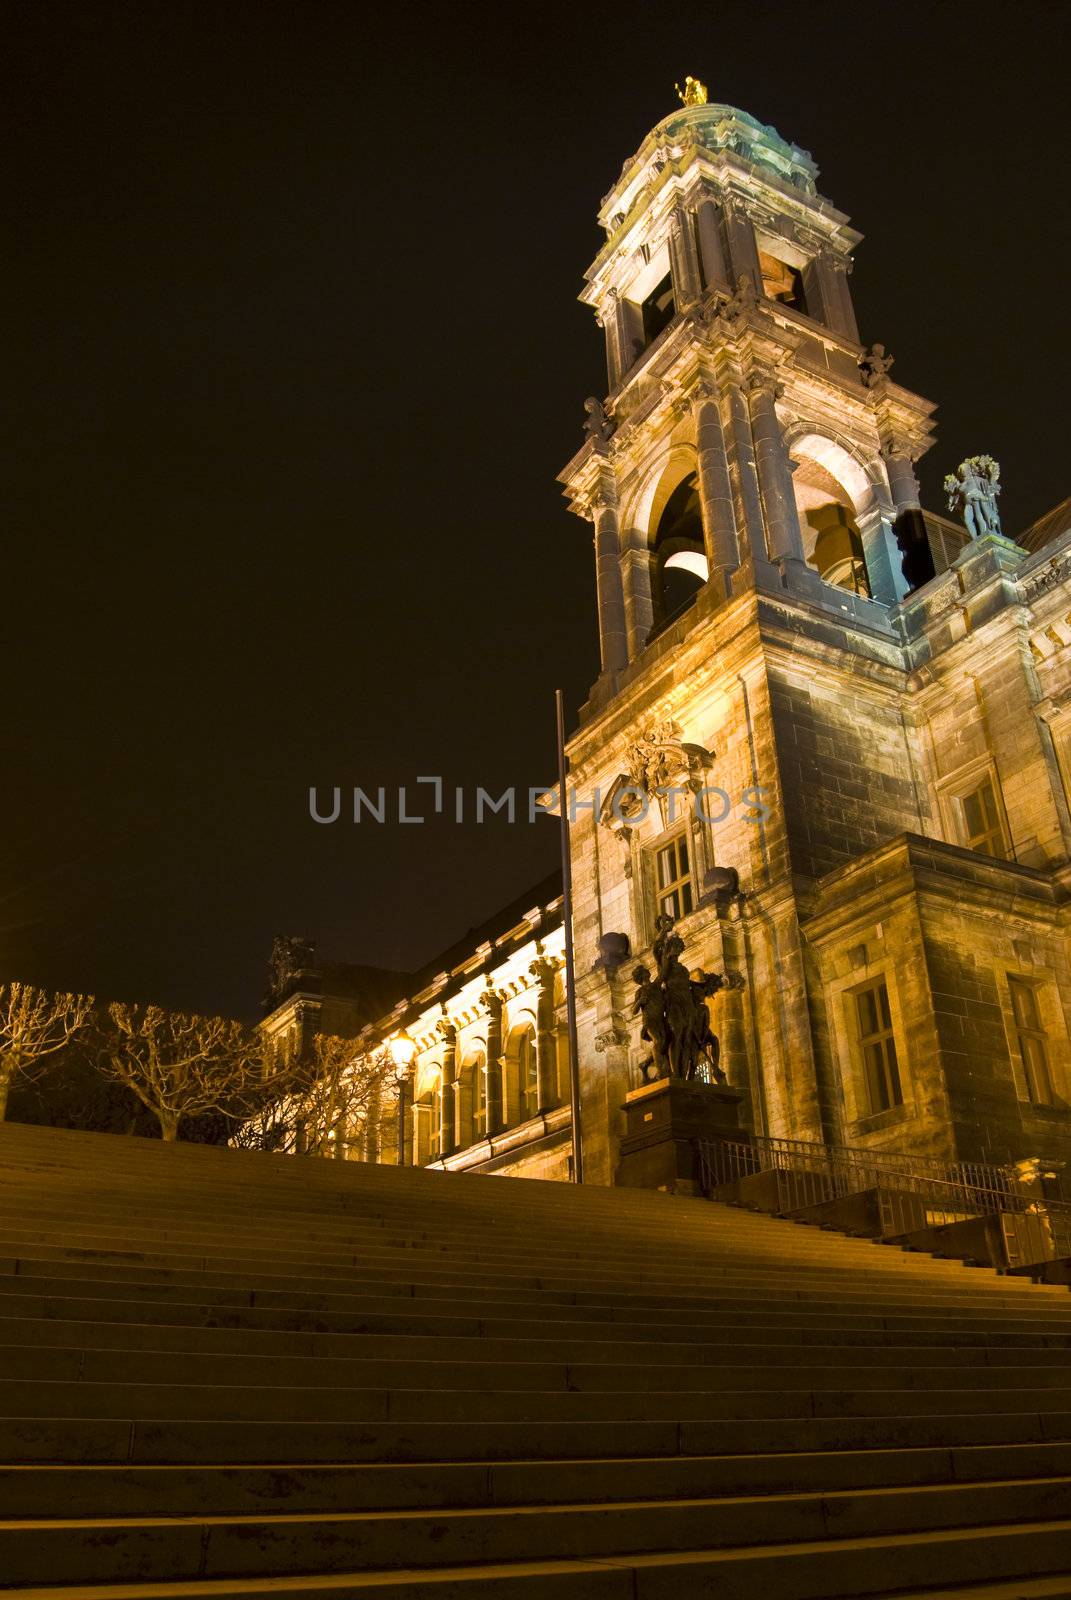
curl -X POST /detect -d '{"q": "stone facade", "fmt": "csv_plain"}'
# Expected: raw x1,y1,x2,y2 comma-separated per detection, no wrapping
263,90,1071,1189
557,93,1071,1186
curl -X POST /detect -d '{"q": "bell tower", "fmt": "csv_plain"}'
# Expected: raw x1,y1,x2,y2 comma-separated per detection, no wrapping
563,80,936,689
558,83,947,1184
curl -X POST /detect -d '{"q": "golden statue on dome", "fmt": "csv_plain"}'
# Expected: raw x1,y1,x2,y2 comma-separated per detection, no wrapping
675,75,708,107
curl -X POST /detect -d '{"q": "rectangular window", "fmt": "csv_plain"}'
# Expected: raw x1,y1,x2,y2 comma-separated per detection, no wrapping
1008,977,1054,1106
655,834,693,922
854,978,902,1114
959,776,1006,858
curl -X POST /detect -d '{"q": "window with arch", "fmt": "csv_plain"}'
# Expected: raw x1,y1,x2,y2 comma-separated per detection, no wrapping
414,1070,442,1165
466,1051,487,1143
789,442,872,597
503,1022,537,1128
517,1026,538,1121
651,472,707,630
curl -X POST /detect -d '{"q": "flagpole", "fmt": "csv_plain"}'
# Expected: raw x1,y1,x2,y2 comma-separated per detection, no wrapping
555,688,584,1184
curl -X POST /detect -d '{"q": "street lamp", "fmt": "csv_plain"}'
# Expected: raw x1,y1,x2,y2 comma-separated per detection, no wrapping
388,1030,417,1167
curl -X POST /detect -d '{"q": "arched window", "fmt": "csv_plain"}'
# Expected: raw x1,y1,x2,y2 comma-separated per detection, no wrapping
518,1027,538,1120
503,1023,537,1128
460,1051,486,1146
651,474,707,628
414,1070,442,1165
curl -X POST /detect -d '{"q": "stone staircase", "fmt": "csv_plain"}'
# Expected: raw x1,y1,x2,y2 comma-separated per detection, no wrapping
1,1122,1071,1598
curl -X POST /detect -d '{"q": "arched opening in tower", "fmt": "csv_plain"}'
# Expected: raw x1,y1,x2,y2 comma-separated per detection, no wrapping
790,454,871,597
651,473,708,626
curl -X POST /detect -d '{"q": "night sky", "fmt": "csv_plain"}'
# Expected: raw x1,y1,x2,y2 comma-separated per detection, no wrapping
7,1,1068,1019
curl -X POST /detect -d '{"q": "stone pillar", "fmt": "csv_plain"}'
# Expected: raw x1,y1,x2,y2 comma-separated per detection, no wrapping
591,484,628,673
696,198,729,289
802,250,858,342
411,1101,431,1167
693,384,739,599
747,373,807,572
882,445,934,593
883,448,922,515
823,251,859,343
670,205,702,306
437,1019,457,1156
621,530,655,656
531,957,559,1111
481,989,504,1135
724,380,768,582
722,197,763,293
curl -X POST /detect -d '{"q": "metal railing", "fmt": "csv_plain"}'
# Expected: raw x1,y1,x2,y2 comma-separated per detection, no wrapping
696,1132,1071,1267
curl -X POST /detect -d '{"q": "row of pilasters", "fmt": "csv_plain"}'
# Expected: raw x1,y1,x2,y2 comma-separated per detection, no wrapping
409,963,561,1162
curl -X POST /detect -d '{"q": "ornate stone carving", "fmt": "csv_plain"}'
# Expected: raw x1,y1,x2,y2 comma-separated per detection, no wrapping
601,718,715,829
859,343,895,388
594,1027,629,1053
944,455,1003,540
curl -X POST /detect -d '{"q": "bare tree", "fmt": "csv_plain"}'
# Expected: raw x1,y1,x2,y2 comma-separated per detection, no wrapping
0,982,94,1121
101,1004,292,1142
234,1035,390,1159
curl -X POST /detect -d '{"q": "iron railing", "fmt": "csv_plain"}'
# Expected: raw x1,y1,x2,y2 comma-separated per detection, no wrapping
696,1132,1071,1268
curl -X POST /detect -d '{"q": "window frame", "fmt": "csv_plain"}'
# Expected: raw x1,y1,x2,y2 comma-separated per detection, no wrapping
651,828,695,925
851,976,904,1116
1006,975,1056,1107
936,758,1011,861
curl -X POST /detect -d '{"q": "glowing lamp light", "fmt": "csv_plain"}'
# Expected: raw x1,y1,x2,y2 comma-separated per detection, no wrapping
388,1030,417,1079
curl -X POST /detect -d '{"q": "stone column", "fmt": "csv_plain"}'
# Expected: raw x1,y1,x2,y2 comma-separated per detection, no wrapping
591,482,628,673
670,205,702,306
882,444,934,593
480,989,504,1135
747,373,807,570
883,447,922,515
437,1018,457,1156
693,383,739,599
621,530,655,656
531,957,559,1111
411,1101,431,1167
724,380,767,580
696,197,729,289
722,196,763,293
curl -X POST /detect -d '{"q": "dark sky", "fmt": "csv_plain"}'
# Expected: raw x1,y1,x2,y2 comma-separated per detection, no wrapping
6,0,1068,1018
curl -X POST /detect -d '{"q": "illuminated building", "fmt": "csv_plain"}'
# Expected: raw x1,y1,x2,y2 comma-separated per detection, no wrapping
264,86,1071,1185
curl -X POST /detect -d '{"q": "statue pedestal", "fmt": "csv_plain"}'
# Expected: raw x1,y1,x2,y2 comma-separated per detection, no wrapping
615,1078,747,1196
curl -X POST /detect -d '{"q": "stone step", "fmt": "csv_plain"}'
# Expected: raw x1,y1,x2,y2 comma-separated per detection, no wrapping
4,1342,1071,1395
4,1311,1068,1366
3,1441,1071,1519
0,1268,1057,1328
0,1218,1035,1288
5,1409,1071,1465
7,1374,1071,1424
0,1518,1070,1598
0,1248,1049,1310
2,1273,1067,1339
3,1292,1068,1349
2,1475,1071,1586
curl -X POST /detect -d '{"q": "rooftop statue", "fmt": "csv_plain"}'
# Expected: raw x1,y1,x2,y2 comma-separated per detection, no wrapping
583,396,614,445
675,75,708,107
858,342,895,387
632,914,743,1085
944,454,1003,540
